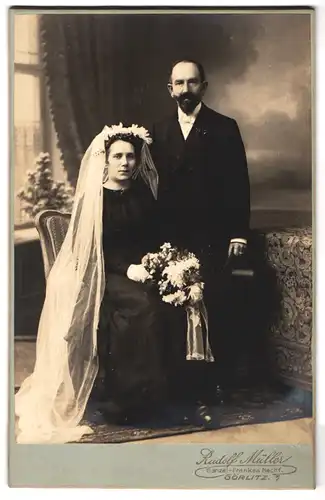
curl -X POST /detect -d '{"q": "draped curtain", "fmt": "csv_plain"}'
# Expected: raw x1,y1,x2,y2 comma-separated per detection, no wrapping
40,13,247,185
40,14,131,186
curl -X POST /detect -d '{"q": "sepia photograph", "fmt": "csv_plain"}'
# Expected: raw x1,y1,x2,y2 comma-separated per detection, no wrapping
10,7,314,488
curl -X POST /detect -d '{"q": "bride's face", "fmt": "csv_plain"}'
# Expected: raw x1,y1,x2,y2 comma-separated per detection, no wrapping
106,140,137,182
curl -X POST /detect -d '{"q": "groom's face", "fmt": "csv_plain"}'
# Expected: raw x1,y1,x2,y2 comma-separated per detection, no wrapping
168,62,207,114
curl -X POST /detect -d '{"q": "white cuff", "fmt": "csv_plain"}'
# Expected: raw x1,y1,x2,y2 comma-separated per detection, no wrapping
230,238,247,245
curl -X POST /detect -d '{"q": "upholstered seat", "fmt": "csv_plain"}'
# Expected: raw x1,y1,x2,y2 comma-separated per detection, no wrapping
264,227,312,391
34,210,71,280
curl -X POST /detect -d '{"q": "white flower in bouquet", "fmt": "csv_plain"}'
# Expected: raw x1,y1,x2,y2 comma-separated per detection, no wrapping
163,256,200,286
160,243,172,251
159,242,178,262
182,255,200,271
142,243,205,308
188,283,204,304
162,290,187,306
158,279,169,292
162,261,184,288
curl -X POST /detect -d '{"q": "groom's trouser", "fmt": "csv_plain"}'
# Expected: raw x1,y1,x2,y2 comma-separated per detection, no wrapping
164,246,233,403
204,251,273,390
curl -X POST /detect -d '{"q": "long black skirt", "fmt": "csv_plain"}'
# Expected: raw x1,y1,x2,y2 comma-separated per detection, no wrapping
96,273,175,418
94,272,220,417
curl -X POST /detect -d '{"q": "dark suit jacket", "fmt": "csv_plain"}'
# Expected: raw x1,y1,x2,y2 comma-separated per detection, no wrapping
151,103,250,268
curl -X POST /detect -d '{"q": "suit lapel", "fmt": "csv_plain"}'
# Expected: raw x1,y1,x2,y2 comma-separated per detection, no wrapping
182,103,209,154
164,104,211,171
166,112,185,159
186,103,207,142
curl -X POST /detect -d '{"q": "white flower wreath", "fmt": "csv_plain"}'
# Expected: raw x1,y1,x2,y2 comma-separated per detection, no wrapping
105,122,152,145
92,123,152,157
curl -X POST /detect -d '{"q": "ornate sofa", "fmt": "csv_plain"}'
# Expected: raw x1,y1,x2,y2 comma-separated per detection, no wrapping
264,227,313,392
34,210,313,392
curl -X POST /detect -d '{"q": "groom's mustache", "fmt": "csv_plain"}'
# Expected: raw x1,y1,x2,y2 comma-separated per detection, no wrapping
177,92,199,104
176,92,201,113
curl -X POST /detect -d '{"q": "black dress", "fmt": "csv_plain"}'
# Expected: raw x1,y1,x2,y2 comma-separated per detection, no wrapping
96,185,171,422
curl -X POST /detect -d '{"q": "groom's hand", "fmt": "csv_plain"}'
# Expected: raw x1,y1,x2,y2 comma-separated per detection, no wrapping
127,264,151,283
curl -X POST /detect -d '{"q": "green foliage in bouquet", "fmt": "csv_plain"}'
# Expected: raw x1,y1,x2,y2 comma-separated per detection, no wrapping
17,152,75,218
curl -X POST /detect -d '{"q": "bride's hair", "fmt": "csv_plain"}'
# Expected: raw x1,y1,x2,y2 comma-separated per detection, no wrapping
104,134,143,164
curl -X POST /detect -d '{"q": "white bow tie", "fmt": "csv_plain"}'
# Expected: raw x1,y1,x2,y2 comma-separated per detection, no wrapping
179,115,195,125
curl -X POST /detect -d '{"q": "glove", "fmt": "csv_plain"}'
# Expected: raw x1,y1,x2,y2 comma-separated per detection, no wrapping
127,264,151,283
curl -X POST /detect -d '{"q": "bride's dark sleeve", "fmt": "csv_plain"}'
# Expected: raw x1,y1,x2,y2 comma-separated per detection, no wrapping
143,196,161,252
104,249,131,276
102,212,133,277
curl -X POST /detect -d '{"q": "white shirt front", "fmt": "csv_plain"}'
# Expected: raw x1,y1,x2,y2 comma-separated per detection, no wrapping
178,102,202,140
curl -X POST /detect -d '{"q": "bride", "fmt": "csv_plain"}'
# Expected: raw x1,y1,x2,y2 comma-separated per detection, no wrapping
15,124,169,444
15,123,215,444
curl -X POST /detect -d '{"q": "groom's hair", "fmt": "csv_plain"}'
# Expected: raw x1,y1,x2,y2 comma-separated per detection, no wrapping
168,59,206,83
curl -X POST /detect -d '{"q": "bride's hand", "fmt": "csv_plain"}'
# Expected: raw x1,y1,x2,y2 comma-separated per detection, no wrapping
127,264,151,283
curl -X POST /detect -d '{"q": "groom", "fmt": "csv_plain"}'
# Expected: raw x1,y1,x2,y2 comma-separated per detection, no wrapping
150,59,251,403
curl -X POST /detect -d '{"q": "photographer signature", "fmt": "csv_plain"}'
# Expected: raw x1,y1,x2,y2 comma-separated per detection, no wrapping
194,448,297,481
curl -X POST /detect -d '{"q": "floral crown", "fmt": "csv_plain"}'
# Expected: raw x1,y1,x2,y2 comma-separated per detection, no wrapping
105,123,152,145
92,123,152,157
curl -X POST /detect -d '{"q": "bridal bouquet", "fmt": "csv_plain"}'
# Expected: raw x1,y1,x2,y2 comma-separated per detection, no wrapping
142,242,204,307
142,243,214,362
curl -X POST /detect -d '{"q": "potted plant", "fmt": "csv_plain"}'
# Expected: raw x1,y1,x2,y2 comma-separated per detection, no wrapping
17,152,74,219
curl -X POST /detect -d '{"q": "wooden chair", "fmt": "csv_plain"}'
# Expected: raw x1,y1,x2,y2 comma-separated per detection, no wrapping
34,210,71,280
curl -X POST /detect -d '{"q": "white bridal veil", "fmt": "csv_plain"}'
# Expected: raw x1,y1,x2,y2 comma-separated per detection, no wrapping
15,125,158,444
